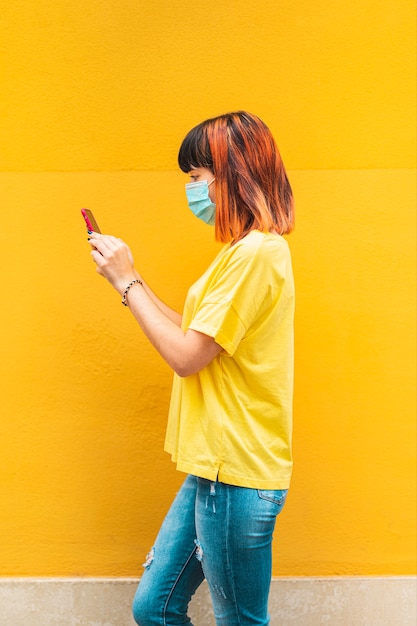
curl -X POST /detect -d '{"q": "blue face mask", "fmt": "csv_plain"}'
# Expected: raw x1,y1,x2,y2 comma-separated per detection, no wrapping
185,179,216,226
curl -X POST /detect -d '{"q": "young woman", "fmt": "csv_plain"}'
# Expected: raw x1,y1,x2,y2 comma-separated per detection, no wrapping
87,111,295,626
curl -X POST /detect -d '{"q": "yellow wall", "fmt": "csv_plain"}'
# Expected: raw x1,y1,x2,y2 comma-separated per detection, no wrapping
0,0,415,577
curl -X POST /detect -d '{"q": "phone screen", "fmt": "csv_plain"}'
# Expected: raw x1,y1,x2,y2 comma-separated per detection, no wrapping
81,208,101,233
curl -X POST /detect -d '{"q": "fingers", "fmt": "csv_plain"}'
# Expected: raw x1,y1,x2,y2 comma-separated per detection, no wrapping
88,232,118,250
88,233,134,291
88,233,126,259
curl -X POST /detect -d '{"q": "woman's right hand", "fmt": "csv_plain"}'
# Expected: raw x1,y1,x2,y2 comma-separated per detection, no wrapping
88,232,138,295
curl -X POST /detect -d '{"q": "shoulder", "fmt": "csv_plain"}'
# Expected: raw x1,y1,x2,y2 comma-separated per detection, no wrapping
231,231,291,263
209,232,292,285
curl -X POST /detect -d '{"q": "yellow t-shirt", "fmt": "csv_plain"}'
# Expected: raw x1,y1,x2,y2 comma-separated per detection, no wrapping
164,230,294,489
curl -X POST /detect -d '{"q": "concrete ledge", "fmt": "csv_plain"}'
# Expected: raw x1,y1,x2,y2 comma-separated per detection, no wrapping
0,576,415,625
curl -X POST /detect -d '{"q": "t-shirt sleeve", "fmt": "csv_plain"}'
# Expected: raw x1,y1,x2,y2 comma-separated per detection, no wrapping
188,237,284,355
188,302,246,356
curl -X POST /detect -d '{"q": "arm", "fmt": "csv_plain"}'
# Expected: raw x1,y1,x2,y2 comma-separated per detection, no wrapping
88,233,222,377
119,282,222,377
131,268,182,327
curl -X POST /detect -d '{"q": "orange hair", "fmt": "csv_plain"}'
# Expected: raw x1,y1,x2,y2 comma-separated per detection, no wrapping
178,111,294,242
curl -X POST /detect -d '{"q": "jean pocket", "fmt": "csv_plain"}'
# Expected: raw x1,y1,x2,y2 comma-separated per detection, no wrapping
257,489,288,508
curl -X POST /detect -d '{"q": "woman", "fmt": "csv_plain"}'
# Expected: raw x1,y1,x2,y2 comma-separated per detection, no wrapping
87,111,295,626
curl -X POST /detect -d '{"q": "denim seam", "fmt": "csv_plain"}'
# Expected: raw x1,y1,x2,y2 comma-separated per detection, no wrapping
162,544,199,626
224,485,243,625
257,489,288,506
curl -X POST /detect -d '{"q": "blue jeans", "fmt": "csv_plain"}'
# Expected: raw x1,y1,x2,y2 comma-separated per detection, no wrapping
132,475,287,625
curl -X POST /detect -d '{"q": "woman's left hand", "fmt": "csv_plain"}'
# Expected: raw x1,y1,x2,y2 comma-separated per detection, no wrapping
88,232,136,294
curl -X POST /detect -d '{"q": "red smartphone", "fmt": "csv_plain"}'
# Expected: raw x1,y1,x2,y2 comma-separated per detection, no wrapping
81,208,101,233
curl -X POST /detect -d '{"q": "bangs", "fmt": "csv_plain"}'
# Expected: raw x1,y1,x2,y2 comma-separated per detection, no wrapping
178,123,213,173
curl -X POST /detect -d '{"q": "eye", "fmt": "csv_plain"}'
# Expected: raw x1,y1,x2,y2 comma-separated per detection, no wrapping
188,169,200,182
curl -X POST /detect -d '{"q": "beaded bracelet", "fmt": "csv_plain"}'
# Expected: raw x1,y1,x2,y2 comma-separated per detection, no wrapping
121,279,143,306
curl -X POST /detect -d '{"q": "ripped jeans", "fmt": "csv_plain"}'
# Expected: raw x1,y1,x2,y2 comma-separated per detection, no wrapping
132,475,287,626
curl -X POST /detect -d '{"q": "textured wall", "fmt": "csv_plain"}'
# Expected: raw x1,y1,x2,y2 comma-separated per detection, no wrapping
1,578,416,626
0,0,415,577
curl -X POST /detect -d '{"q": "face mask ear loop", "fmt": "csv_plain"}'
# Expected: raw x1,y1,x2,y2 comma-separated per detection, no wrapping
208,178,215,187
